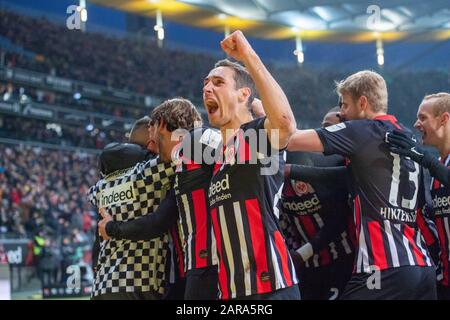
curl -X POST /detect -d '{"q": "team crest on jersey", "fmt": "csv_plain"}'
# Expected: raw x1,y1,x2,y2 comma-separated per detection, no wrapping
291,180,314,196
325,122,346,132
291,180,310,196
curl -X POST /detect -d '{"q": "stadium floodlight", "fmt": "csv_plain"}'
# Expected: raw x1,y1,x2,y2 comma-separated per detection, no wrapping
376,38,384,66
80,8,88,22
154,9,164,45
218,13,227,20
293,34,304,64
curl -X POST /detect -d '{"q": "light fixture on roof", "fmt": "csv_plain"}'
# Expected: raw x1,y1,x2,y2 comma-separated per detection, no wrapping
218,13,227,20
224,25,230,38
293,35,304,64
154,9,164,47
78,0,87,30
376,38,384,66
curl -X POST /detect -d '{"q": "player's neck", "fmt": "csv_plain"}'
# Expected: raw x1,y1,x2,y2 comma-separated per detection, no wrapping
437,135,450,159
220,111,253,143
367,111,387,120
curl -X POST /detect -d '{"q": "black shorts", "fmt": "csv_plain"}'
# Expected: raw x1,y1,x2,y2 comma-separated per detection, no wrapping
298,254,354,300
184,266,218,300
163,277,186,300
236,285,301,300
437,284,450,300
91,290,162,300
340,266,437,300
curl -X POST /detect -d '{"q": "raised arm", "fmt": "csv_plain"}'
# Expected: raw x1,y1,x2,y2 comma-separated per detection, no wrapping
220,30,296,149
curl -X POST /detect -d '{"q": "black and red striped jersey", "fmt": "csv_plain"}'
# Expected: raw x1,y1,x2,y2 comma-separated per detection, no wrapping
431,154,450,286
279,157,355,268
209,117,298,300
316,115,433,274
174,127,221,272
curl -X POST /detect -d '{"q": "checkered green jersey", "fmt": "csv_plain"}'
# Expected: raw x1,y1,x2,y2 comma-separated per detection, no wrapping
88,157,175,297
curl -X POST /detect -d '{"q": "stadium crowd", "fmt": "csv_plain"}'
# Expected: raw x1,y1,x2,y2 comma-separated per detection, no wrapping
1,9,448,127
0,143,98,285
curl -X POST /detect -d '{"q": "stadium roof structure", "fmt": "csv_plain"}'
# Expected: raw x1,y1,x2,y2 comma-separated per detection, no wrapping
89,0,450,42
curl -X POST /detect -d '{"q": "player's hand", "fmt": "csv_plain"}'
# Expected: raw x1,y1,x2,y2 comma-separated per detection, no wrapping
385,129,426,164
251,98,266,117
220,30,255,62
98,207,112,241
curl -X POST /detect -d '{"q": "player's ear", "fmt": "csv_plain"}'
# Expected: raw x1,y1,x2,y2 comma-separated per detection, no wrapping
440,112,450,126
359,95,368,112
238,87,251,105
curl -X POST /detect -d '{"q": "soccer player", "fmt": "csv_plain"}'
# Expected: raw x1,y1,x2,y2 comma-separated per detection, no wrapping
386,92,450,299
98,100,222,300
280,108,355,300
203,30,299,300
287,70,437,299
88,103,178,300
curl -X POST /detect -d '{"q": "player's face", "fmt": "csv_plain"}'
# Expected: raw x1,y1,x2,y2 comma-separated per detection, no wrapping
203,66,240,128
147,123,159,154
156,123,183,163
321,111,341,128
339,93,363,121
414,100,443,147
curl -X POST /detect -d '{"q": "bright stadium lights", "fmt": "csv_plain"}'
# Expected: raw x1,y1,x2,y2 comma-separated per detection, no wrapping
78,0,87,30
80,8,88,22
218,13,227,20
376,38,384,66
224,25,230,38
293,34,304,64
154,9,164,46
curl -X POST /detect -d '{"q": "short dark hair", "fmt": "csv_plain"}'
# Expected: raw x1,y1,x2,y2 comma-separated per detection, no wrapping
214,59,256,109
150,98,202,132
327,106,340,114
131,116,150,132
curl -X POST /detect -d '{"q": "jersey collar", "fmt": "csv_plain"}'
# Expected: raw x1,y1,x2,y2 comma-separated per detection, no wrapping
373,114,400,129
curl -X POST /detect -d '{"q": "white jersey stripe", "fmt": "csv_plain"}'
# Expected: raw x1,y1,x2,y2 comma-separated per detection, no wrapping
329,242,338,260
444,217,450,263
358,222,370,273
395,224,415,266
415,229,431,266
219,205,236,298
233,201,252,296
313,213,325,228
341,231,353,255
269,237,285,289
181,194,193,270
384,220,400,267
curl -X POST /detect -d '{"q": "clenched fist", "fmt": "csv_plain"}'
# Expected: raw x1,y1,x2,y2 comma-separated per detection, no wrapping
220,30,255,62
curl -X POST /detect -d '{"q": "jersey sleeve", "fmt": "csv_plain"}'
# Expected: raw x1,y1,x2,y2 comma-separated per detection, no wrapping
136,156,175,187
315,121,365,158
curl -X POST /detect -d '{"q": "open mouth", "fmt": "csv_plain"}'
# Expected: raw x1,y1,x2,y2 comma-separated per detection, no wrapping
205,101,219,115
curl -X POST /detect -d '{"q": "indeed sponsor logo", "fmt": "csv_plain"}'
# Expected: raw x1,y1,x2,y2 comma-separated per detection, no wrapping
432,194,450,208
100,182,136,207
209,174,230,197
283,194,320,212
